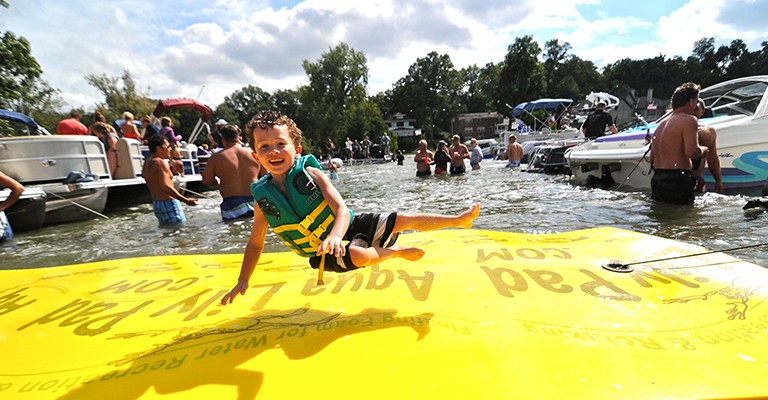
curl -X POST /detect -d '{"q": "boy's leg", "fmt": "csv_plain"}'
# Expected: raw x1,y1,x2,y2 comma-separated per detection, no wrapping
392,203,480,233
348,245,425,267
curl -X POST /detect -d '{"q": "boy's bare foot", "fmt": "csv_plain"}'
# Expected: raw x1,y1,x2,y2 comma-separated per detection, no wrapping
394,246,425,261
458,203,481,229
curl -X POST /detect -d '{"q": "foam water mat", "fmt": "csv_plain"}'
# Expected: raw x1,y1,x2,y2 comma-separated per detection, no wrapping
2,228,768,399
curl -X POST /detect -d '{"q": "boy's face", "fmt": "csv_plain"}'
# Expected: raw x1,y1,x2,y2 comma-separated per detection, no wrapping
251,125,302,175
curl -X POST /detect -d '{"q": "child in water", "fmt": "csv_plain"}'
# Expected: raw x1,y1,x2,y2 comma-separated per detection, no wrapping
221,110,480,305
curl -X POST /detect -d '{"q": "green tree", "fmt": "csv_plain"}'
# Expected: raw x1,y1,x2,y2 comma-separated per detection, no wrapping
557,56,602,100
0,31,43,109
343,101,385,144
85,70,155,122
220,85,273,128
300,42,369,144
543,38,571,95
498,36,544,108
460,63,501,113
390,51,462,140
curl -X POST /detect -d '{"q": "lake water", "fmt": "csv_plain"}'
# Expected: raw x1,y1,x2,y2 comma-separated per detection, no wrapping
2,156,767,270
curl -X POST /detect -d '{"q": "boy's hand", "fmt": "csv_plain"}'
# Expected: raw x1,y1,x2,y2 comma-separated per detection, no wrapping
221,281,249,305
317,234,345,257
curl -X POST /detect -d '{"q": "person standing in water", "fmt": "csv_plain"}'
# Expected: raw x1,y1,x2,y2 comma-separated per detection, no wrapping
414,139,434,177
143,135,197,224
202,124,262,220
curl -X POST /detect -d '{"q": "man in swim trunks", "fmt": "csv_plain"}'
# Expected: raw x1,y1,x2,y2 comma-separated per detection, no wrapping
504,134,523,168
414,139,433,177
449,135,469,175
202,124,262,220
143,135,197,224
649,82,709,205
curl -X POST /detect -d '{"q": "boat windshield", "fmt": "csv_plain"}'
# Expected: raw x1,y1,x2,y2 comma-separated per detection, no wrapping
705,81,767,118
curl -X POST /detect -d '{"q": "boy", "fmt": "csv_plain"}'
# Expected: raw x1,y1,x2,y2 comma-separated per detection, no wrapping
221,110,480,305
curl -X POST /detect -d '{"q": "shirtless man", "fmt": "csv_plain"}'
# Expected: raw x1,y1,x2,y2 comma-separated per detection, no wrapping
504,134,524,168
202,124,262,220
649,82,709,204
449,135,469,175
143,135,197,224
414,139,433,177
691,99,723,194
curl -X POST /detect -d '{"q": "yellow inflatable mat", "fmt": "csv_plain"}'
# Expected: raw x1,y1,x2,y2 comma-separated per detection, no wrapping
2,228,767,399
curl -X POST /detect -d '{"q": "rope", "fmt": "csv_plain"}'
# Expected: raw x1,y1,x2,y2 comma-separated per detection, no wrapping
615,142,651,190
624,242,768,267
45,191,109,219
179,187,215,199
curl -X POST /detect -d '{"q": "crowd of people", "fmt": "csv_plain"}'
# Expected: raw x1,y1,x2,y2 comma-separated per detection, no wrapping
0,81,728,243
407,133,525,177
395,81,723,207
323,132,392,161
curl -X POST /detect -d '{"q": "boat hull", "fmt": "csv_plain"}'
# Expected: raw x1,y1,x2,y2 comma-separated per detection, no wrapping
4,192,47,232
41,184,109,225
566,76,768,192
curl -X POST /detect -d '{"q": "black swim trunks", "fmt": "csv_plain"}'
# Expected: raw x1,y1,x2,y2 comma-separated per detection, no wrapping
416,170,431,177
450,165,466,175
651,169,695,204
309,212,399,272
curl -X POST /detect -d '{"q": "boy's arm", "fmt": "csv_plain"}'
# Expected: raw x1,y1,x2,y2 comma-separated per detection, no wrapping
221,209,269,305
307,167,350,257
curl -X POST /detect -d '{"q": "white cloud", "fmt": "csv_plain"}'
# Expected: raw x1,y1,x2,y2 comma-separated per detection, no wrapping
3,0,767,112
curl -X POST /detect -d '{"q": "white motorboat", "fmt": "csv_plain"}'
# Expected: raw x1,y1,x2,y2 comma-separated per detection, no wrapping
565,75,768,192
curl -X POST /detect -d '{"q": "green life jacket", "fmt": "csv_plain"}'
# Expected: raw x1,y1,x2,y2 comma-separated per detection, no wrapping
251,154,353,257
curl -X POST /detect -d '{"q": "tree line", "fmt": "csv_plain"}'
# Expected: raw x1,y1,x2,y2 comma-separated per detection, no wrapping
2,15,768,152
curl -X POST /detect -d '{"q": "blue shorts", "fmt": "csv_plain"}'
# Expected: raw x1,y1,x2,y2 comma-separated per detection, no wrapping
220,196,255,220
506,161,520,168
153,199,186,225
0,211,13,241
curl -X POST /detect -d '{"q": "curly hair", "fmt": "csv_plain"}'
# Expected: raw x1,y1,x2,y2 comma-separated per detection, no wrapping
245,110,302,148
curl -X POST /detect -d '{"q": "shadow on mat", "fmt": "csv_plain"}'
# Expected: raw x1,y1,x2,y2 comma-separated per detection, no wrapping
57,305,433,400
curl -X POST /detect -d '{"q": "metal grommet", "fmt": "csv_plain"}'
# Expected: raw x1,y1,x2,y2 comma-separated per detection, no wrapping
602,261,634,273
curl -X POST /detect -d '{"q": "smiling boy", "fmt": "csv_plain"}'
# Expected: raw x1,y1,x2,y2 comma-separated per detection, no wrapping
221,110,480,305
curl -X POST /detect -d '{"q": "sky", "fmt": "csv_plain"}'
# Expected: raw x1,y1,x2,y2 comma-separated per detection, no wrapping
2,0,767,111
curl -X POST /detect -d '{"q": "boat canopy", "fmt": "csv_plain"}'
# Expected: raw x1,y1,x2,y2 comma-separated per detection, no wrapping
151,98,212,122
511,98,573,117
0,109,51,135
0,109,40,131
